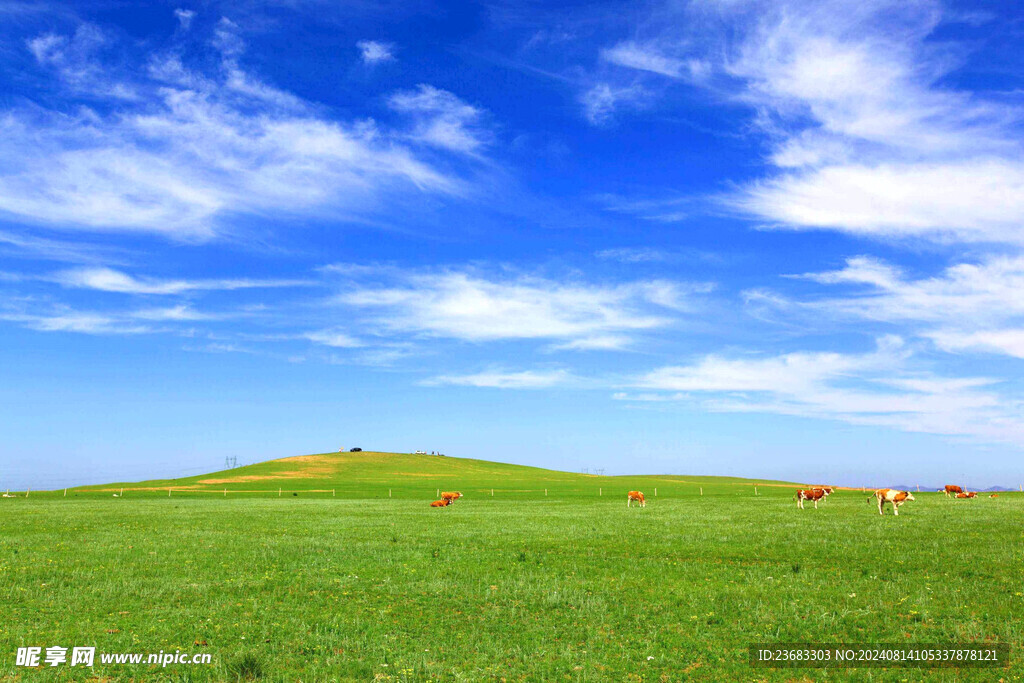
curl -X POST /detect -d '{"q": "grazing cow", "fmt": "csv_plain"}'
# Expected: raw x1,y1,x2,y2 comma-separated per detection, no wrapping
990,493,999,498
873,489,915,515
440,491,463,504
627,491,645,508
941,485,963,497
430,499,450,507
795,488,826,509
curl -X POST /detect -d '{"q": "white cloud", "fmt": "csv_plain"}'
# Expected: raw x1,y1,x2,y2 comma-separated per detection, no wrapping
130,305,215,321
357,40,394,64
0,230,127,264
580,83,647,125
424,368,570,389
791,256,1024,324
337,269,704,344
715,0,1024,243
639,336,904,393
595,247,671,263
303,329,362,348
388,84,490,154
52,267,313,294
737,160,1024,243
631,336,1024,443
927,330,1024,360
0,22,463,239
764,255,1024,360
596,0,1024,245
549,335,632,351
0,310,152,335
174,9,196,31
601,42,688,78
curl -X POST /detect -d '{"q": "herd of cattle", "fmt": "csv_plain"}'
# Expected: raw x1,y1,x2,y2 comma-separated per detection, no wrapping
429,485,1000,514
790,483,998,516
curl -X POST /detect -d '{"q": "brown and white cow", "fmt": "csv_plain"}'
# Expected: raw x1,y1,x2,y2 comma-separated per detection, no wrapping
941,485,963,497
430,499,450,507
990,493,999,499
627,491,645,508
795,488,826,509
955,491,977,499
440,491,463,504
874,488,915,515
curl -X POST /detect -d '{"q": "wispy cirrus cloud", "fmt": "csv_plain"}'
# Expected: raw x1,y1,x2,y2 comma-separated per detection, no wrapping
388,84,492,155
715,1,1024,244
580,83,648,125
51,267,314,295
588,0,1024,245
750,255,1024,361
0,19,469,240
424,368,571,389
334,267,709,346
626,336,1023,443
601,41,709,81
0,309,153,335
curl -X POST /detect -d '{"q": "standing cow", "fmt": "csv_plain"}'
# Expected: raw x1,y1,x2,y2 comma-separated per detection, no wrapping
940,485,963,497
627,491,645,508
795,488,826,509
873,489,915,515
441,491,463,504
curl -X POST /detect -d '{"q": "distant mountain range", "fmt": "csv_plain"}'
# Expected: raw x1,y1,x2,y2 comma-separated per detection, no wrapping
892,484,1018,493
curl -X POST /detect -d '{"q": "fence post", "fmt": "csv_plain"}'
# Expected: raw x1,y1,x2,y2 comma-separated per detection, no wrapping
654,487,657,497
26,488,30,497
389,489,392,498
120,488,123,497
599,487,602,497
437,488,439,498
63,488,67,497
279,488,281,497
491,488,493,497
333,489,336,497
754,486,758,496
168,488,171,497
700,487,703,496
224,488,227,497
545,488,547,496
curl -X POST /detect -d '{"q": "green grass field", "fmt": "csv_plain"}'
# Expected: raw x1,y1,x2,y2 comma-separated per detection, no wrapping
2,452,1021,681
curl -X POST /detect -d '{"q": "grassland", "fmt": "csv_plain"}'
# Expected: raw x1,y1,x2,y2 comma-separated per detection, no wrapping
1,452,1021,681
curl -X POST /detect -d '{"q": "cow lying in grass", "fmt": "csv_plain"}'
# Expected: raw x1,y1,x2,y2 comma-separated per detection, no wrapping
430,499,450,507
795,488,827,509
627,491,645,508
441,491,463,504
954,491,977,499
990,493,999,498
872,489,915,515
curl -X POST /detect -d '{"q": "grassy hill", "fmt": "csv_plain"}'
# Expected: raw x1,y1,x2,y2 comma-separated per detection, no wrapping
67,450,806,498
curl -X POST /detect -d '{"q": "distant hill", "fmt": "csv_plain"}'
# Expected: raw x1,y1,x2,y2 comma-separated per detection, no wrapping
69,451,805,498
899,484,1019,493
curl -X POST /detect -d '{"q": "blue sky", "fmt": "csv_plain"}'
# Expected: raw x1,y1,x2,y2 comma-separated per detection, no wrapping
2,0,1023,489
